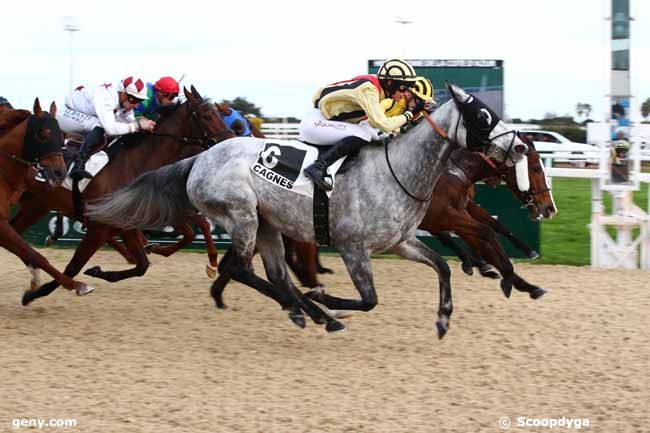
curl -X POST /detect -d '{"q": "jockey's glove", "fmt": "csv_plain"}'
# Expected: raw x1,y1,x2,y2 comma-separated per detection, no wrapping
403,110,414,123
136,118,156,133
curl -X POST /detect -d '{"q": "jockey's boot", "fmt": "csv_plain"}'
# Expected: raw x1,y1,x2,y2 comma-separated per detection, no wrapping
70,126,105,181
303,136,367,191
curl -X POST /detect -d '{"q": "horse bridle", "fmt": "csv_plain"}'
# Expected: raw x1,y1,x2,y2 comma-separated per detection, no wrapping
152,101,233,149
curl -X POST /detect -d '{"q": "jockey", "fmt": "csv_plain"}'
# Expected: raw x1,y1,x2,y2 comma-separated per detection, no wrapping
134,76,180,121
0,96,13,109
300,59,428,190
57,76,155,181
219,103,253,137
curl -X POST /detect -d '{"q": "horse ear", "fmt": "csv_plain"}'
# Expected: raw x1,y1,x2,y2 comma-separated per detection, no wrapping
446,81,458,101
50,101,57,118
190,85,203,101
183,86,196,104
33,98,43,116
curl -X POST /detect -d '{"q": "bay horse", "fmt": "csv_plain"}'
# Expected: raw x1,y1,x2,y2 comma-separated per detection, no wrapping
417,142,555,299
86,83,531,338
13,86,235,305
0,99,95,294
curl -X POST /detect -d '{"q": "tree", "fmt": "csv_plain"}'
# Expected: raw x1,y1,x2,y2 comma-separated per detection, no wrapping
221,97,263,117
641,97,650,119
575,102,592,120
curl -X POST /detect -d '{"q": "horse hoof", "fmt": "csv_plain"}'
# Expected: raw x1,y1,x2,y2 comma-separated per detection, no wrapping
84,266,101,278
480,265,500,279
288,313,306,329
530,287,547,299
319,267,334,275
205,264,217,279
21,291,35,306
461,262,474,276
326,320,346,333
76,285,96,296
528,250,540,260
500,279,513,298
436,319,449,339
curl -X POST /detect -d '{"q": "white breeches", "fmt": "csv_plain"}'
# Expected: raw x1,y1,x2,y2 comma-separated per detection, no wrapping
298,108,379,146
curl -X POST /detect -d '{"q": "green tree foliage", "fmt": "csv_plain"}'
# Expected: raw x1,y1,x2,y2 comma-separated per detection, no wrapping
221,97,263,117
575,102,592,120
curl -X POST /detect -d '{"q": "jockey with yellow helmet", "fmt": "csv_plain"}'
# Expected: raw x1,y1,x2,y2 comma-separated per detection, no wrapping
57,76,156,181
301,59,427,191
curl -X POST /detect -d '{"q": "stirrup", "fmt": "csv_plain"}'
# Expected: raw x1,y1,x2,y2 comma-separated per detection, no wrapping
304,164,333,191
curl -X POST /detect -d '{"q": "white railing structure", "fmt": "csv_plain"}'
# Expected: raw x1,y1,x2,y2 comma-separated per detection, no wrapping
260,123,300,140
544,145,650,270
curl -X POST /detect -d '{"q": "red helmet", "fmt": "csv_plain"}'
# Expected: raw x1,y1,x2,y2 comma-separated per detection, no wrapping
154,76,180,94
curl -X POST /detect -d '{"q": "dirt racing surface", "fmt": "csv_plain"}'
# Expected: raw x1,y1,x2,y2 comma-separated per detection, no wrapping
0,248,648,433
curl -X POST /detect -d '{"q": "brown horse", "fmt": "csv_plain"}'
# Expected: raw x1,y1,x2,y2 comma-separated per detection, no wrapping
417,142,555,298
13,87,235,305
209,140,555,308
0,99,95,294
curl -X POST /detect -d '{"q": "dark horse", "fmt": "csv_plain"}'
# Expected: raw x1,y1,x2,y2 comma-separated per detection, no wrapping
13,87,235,305
0,99,94,293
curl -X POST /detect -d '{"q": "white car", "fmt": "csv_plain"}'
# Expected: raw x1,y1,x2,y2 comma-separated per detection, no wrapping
519,130,598,166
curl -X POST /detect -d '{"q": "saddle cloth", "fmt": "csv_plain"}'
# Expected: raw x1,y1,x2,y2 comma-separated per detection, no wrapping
250,139,346,198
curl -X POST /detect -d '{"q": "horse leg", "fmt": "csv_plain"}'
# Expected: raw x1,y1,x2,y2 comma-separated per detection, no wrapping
511,272,547,299
13,223,104,305
391,236,453,339
315,249,334,274
304,243,379,313
435,231,474,275
187,213,219,278
466,200,539,259
106,236,137,264
84,229,149,282
256,221,342,332
210,246,236,309
148,223,194,257
285,239,321,289
45,212,65,246
451,215,516,299
9,197,51,290
211,208,311,328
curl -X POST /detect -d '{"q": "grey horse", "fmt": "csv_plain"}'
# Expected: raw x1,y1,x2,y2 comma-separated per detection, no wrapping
86,83,530,338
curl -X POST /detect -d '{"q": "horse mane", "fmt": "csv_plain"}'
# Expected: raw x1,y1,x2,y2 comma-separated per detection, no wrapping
0,109,31,135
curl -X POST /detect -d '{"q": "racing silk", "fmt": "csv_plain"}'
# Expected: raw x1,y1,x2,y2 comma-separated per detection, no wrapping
312,74,409,133
222,108,252,136
134,82,160,120
65,83,136,135
381,97,408,117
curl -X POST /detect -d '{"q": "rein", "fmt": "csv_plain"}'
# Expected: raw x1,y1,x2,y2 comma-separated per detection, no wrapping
383,111,447,203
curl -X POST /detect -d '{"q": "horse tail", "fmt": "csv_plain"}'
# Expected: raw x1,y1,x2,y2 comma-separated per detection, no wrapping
85,156,198,230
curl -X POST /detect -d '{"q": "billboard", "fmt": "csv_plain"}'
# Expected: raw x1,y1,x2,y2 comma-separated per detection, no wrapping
368,59,504,117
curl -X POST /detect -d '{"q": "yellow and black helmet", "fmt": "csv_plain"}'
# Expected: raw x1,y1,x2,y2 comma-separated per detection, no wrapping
411,76,435,103
377,59,417,82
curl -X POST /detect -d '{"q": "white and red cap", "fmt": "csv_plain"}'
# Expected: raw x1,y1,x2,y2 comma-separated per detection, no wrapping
118,76,148,100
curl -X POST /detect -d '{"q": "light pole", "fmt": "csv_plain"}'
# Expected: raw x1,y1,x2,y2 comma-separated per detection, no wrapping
394,17,413,58
63,17,80,91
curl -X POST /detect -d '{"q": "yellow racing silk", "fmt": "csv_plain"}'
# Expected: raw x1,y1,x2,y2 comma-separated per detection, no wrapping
313,75,409,133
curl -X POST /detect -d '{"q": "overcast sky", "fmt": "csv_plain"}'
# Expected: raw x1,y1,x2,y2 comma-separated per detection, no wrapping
3,0,650,122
